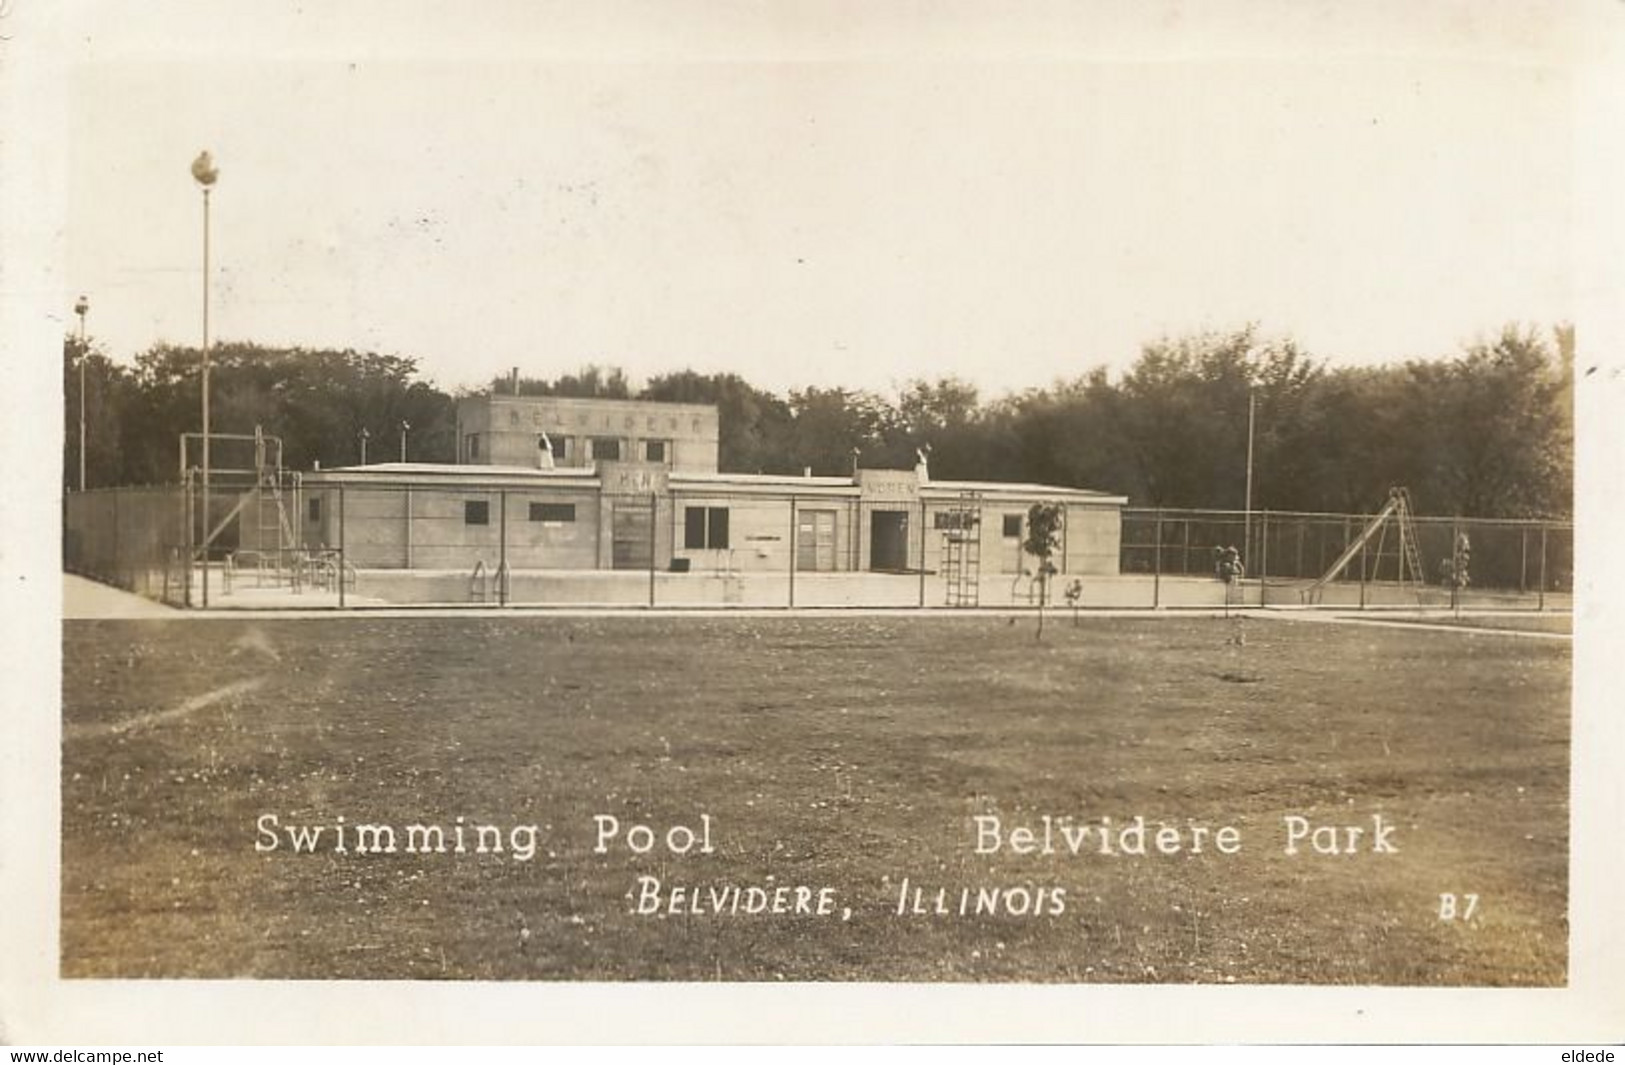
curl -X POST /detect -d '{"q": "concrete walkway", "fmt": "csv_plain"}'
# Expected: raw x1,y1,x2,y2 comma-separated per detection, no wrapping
62,574,177,619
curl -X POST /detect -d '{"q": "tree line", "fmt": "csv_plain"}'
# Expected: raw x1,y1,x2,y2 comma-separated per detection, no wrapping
63,323,1573,519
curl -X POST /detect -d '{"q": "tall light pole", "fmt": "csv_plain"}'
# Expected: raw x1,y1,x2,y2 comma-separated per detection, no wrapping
74,295,88,491
192,150,219,607
359,427,370,465
1243,389,1256,569
399,420,410,463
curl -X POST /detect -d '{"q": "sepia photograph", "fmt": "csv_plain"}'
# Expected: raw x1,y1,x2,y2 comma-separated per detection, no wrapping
4,0,1623,1047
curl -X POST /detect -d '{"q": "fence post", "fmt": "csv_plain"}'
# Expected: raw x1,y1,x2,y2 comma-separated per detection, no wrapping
1153,509,1163,609
918,498,927,608
649,492,658,609
338,484,346,609
1538,525,1548,612
500,490,509,607
788,495,797,609
1359,527,1367,611
112,490,122,589
1519,526,1528,596
185,477,195,608
1258,510,1269,608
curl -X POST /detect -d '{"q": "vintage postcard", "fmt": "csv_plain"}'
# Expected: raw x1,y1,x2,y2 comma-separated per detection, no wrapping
3,0,1623,1046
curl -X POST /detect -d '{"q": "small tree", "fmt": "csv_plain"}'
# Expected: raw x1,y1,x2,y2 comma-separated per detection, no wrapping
1063,577,1084,627
1023,502,1064,640
1442,531,1471,616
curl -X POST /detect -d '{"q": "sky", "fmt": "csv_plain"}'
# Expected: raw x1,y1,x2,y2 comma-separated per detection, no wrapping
33,1,1604,397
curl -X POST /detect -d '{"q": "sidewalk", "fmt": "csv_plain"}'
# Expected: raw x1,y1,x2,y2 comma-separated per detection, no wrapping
62,574,177,619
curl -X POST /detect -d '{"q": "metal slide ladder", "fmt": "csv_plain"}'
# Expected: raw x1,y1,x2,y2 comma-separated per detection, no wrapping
1300,487,1424,604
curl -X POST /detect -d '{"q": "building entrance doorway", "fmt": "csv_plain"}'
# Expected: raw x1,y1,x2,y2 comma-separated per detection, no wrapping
612,504,652,569
870,510,909,571
797,510,837,572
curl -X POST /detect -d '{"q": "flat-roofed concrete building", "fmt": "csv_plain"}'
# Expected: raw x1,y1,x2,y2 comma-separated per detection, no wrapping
455,394,720,473
279,392,1126,605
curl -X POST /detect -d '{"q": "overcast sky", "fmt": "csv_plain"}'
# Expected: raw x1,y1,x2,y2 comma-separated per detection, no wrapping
44,2,1596,397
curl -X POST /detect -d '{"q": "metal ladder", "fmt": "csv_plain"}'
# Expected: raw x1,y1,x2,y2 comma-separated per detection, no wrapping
944,490,982,607
1392,487,1425,586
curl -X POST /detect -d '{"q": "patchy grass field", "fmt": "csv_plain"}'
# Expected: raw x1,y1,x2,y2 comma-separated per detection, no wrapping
60,614,1569,984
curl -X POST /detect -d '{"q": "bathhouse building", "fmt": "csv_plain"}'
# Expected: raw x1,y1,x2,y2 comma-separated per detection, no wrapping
287,394,1125,603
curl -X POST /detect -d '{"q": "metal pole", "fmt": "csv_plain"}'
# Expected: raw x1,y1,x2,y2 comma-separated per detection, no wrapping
917,498,927,608
337,484,346,609
1539,525,1548,612
1243,390,1255,572
201,185,212,609
1259,509,1269,608
1153,509,1163,609
1519,527,1528,595
788,495,797,608
1359,523,1368,610
648,492,657,609
76,299,88,491
500,491,508,607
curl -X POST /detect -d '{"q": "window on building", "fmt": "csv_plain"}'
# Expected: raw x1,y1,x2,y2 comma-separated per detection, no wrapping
1002,514,1023,538
529,502,576,522
644,440,667,463
934,511,976,531
550,435,570,460
465,500,490,525
466,433,480,460
590,437,622,461
308,497,322,523
684,506,730,549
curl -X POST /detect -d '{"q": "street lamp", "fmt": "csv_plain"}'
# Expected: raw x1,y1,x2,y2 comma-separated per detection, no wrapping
192,150,218,607
359,427,370,465
400,420,410,463
73,294,88,491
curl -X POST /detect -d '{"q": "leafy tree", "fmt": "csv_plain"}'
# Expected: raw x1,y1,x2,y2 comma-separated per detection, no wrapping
640,370,794,473
783,387,895,476
1023,502,1064,640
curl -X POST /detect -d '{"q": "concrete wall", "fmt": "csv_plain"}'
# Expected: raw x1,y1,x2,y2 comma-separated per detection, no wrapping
302,485,603,570
457,395,720,473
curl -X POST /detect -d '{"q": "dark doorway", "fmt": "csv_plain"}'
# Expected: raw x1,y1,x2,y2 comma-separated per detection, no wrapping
870,510,909,571
612,504,652,570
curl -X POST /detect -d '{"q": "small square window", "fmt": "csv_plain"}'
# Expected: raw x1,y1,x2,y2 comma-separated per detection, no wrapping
644,440,666,463
684,506,730,549
1002,514,1023,538
465,500,490,525
591,437,622,461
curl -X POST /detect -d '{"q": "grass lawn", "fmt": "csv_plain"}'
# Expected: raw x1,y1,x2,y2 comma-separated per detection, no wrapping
60,614,1570,984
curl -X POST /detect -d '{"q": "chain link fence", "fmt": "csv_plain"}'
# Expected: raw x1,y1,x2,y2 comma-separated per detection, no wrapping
64,483,1573,613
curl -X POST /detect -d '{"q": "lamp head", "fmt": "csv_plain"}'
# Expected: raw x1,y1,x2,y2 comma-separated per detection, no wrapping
74,295,89,317
191,151,219,187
